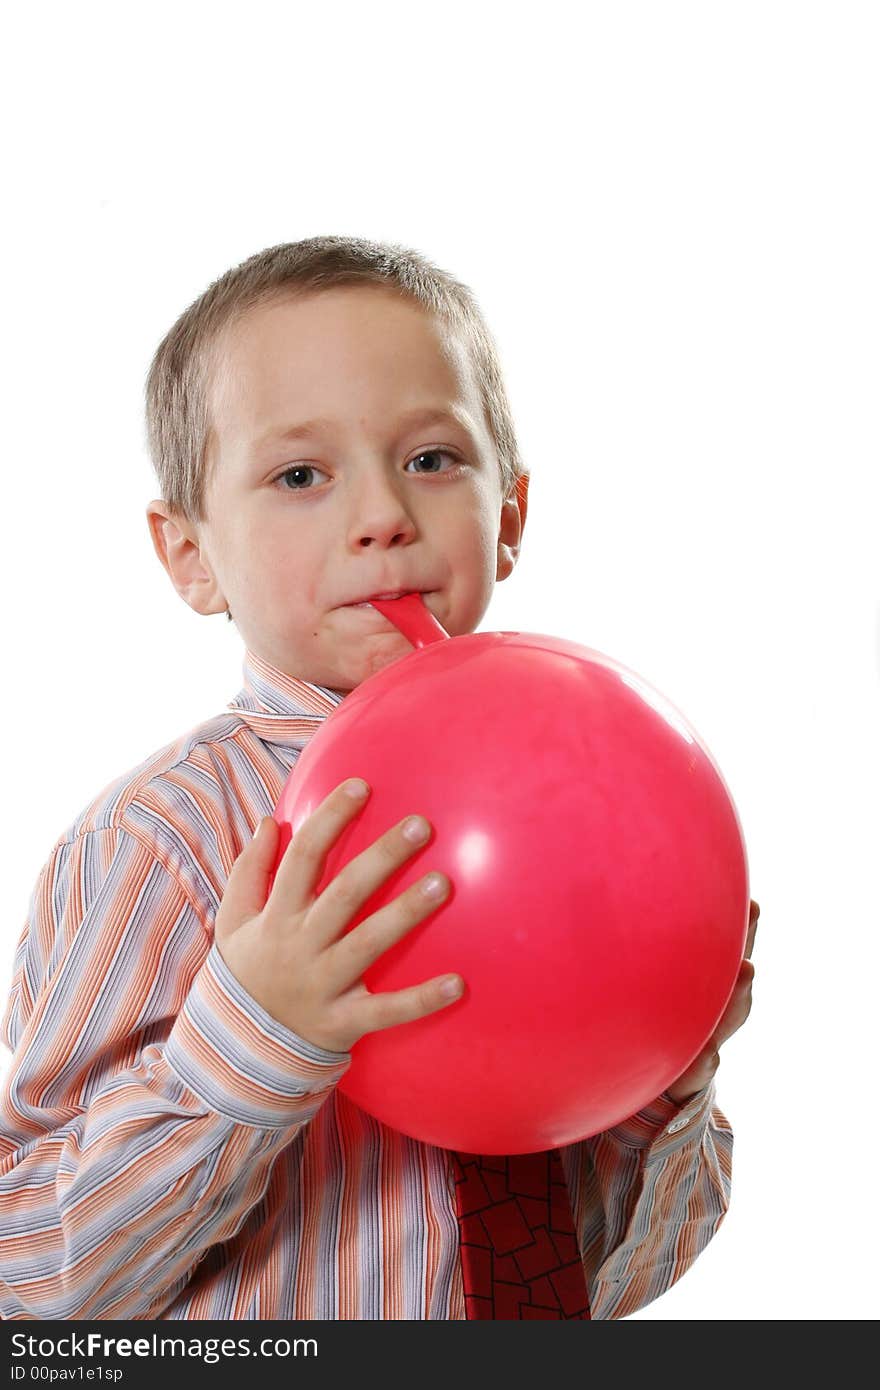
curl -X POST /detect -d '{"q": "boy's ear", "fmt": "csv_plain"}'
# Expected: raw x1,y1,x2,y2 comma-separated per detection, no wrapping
145,500,228,616
496,472,529,583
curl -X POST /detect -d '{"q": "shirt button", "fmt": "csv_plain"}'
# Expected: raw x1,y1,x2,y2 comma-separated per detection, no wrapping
667,1117,689,1134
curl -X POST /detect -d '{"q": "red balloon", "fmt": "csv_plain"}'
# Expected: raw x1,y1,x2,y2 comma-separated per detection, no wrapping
272,599,749,1154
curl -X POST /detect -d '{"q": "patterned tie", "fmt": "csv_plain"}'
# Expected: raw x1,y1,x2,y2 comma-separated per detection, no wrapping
452,1148,591,1319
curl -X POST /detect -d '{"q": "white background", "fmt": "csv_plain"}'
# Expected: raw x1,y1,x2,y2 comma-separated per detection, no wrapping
1,1,877,1321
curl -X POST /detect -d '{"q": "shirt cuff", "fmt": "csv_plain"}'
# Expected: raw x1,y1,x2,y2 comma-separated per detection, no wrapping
165,940,351,1129
603,1080,715,1154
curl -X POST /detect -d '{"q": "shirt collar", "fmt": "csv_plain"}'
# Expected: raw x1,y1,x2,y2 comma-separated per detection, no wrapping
227,648,348,749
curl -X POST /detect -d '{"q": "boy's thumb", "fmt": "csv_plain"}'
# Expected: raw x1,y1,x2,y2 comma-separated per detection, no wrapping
217,817,279,933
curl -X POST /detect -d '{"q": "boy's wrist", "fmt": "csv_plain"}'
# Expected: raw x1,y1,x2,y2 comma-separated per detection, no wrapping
165,941,350,1129
599,1080,714,1152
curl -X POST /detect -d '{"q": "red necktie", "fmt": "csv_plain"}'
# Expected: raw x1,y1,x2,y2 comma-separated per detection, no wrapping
451,1149,591,1319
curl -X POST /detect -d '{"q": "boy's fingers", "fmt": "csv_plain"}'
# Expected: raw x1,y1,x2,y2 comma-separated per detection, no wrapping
269,780,371,917
325,872,451,990
248,816,283,912
714,961,754,1044
216,817,279,936
744,899,760,959
309,816,436,949
355,974,464,1037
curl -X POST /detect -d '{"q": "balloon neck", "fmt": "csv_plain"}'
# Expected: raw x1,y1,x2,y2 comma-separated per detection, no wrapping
368,593,449,647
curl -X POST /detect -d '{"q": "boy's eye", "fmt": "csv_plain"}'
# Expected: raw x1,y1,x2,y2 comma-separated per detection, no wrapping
405,449,459,474
275,465,331,491
274,450,460,491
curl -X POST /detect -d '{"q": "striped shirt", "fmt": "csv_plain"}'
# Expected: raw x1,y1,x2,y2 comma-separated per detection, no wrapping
0,648,734,1320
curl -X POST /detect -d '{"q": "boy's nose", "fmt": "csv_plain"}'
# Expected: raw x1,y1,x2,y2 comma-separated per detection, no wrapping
347,476,418,549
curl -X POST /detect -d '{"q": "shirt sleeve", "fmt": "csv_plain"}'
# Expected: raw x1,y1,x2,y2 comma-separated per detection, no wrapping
0,826,350,1321
563,1080,733,1319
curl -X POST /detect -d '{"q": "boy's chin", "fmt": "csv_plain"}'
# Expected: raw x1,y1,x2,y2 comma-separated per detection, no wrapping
344,633,415,686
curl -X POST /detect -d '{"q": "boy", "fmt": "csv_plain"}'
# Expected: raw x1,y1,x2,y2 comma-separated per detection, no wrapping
0,236,757,1320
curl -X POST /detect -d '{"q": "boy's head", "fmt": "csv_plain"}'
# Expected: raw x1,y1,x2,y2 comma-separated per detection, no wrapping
145,236,529,691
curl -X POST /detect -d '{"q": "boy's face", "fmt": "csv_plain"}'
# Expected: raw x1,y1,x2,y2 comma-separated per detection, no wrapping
148,286,527,691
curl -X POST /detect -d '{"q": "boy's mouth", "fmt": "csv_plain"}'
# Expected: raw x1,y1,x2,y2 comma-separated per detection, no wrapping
345,589,427,608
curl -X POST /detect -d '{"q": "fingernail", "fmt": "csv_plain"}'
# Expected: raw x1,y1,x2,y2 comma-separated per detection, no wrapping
403,815,430,844
440,976,463,999
421,872,447,897
345,779,370,799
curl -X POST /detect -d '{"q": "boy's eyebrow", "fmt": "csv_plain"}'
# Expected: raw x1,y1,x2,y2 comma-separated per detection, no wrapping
251,405,478,453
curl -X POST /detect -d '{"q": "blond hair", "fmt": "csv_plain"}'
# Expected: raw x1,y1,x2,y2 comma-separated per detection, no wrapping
144,235,526,528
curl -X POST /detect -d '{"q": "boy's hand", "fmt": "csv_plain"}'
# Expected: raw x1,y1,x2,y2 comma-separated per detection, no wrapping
663,899,760,1105
213,780,462,1053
